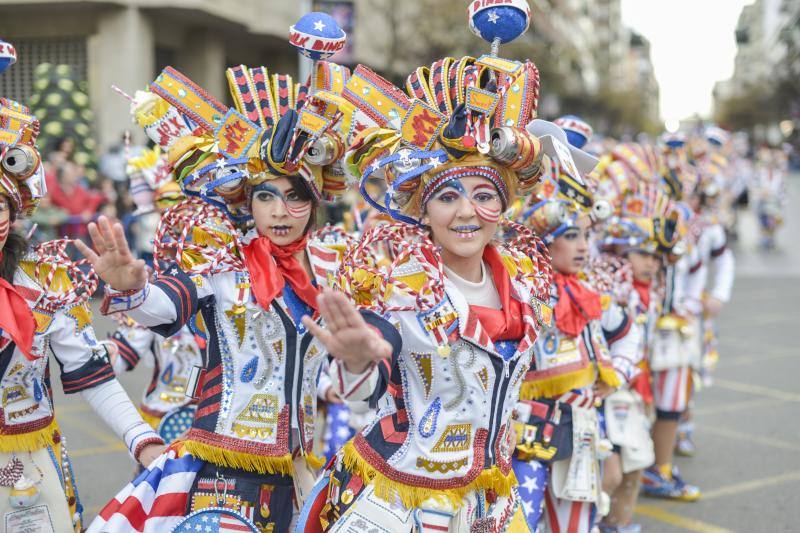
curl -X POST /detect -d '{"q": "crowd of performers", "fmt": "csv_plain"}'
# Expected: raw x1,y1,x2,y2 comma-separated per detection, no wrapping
0,2,779,531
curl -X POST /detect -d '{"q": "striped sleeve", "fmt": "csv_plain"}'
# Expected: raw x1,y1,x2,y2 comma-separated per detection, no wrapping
46,305,116,394
110,331,142,371
148,265,199,337
61,352,116,394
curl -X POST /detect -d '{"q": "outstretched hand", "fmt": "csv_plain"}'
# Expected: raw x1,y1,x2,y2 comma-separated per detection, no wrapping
302,289,391,374
75,216,147,292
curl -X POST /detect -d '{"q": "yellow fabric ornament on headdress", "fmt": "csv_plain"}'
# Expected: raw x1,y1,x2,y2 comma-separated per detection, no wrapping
339,54,545,225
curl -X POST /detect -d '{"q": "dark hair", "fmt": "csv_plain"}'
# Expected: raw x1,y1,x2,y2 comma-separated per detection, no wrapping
287,175,318,233
1,232,28,283
249,175,318,233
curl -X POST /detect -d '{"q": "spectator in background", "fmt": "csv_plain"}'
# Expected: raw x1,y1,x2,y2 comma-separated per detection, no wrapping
98,132,139,184
46,160,106,241
46,136,75,169
27,194,68,244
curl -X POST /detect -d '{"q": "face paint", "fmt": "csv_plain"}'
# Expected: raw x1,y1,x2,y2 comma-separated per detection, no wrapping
431,179,502,224
253,182,312,219
470,183,503,223
0,197,9,244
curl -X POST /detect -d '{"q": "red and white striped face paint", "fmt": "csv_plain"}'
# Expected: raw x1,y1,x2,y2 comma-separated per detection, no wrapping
0,196,10,250
251,178,313,247
470,183,503,223
424,175,503,267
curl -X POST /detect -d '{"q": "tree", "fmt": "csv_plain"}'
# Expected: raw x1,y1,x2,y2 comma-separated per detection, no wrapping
28,63,98,180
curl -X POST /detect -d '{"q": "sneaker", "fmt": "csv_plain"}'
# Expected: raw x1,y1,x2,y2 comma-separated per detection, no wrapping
675,421,696,456
641,464,701,501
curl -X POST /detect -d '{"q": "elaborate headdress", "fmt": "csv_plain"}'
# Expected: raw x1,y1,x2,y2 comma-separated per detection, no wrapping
0,40,46,220
337,2,553,225
124,14,351,226
515,119,602,242
554,115,593,149
594,142,683,256
126,146,177,214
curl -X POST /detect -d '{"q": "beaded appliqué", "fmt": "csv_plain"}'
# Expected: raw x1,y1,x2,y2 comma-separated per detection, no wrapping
415,456,468,474
445,342,476,410
250,309,283,389
431,423,472,453
418,397,441,438
409,352,434,399
417,300,458,357
474,367,490,392
232,393,279,440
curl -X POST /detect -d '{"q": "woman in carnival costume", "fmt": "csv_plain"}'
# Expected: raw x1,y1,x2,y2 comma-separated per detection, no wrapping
659,129,734,462
591,144,685,532
630,135,704,501
0,43,165,532
510,119,641,533
753,146,787,250
297,26,558,533
106,147,205,441
80,18,379,530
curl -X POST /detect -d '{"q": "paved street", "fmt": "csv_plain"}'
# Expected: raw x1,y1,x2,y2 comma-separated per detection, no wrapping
51,177,800,530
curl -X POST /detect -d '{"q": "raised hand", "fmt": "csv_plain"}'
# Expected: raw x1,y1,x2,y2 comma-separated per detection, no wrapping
302,289,391,374
75,216,147,292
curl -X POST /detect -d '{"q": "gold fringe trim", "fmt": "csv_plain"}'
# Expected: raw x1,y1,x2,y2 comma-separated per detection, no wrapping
519,366,595,400
0,419,60,452
181,439,294,475
138,409,163,431
341,441,516,509
598,363,622,389
305,451,326,471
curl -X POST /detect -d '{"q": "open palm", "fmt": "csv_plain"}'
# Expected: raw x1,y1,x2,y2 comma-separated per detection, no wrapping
302,289,391,374
75,216,148,291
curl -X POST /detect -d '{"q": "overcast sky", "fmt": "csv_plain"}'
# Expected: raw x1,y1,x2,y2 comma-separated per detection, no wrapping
621,0,755,125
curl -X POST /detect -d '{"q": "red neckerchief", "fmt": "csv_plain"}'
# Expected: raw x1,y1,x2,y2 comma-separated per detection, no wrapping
468,246,524,342
0,252,36,360
633,278,651,309
553,272,602,337
241,234,320,316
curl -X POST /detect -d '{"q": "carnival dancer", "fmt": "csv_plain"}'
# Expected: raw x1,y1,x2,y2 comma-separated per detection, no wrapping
511,121,642,533
637,141,704,501
81,17,379,531
297,20,559,528
593,165,683,533
0,42,165,532
754,146,787,250
671,129,735,458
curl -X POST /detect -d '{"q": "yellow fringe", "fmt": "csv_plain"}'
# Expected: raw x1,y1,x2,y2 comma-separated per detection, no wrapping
598,363,622,389
0,419,60,453
305,451,326,471
341,441,517,509
138,409,163,431
181,439,295,475
518,366,595,400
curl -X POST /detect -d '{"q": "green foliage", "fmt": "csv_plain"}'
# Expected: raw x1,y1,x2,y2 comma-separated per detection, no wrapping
30,63,98,181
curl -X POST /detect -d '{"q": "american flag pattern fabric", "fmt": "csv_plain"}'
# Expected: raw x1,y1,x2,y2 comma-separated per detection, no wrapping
87,450,204,532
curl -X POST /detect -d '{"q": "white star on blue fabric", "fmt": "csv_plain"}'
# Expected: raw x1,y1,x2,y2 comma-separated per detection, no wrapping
336,409,350,423
487,11,500,23
336,425,351,440
522,498,534,518
314,20,326,32
521,474,539,492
